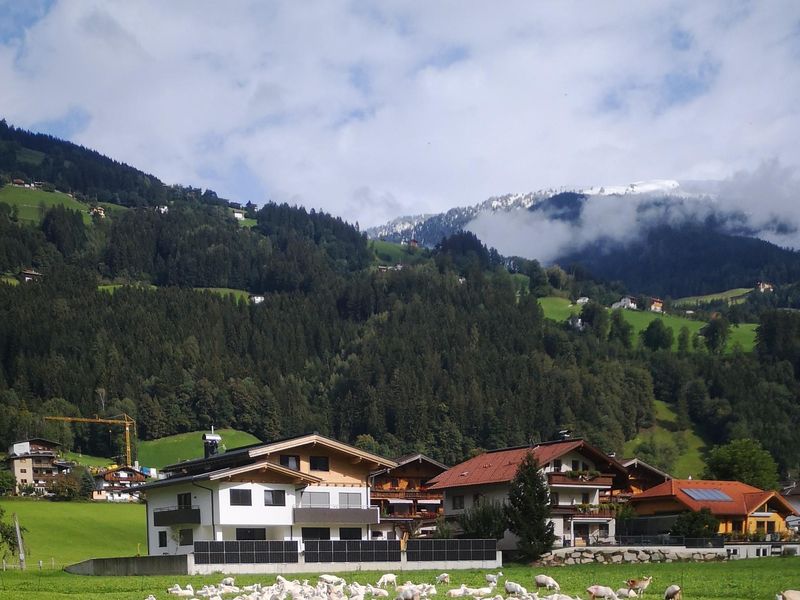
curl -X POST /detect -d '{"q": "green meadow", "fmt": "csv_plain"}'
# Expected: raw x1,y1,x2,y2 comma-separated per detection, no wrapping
0,185,91,225
136,428,261,469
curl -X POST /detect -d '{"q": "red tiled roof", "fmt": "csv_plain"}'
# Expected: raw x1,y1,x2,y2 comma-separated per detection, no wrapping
427,439,625,490
629,479,799,517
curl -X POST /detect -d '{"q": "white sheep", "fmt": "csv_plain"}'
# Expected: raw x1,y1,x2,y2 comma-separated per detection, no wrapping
377,574,398,589
541,595,575,600
663,585,682,600
534,576,560,592
586,585,619,600
615,589,637,599
436,574,451,585
221,577,235,586
171,584,195,598
447,585,468,598
321,575,346,586
778,593,800,600
368,585,390,598
505,581,528,596
485,572,504,585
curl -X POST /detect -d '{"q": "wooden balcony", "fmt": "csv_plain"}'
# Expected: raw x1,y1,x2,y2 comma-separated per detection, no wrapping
371,489,442,500
547,473,614,487
550,504,617,519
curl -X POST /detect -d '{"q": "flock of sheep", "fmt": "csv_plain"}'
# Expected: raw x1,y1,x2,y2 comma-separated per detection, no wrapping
149,570,739,600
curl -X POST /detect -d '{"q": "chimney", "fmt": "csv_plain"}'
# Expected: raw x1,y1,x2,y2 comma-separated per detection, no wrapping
202,426,222,459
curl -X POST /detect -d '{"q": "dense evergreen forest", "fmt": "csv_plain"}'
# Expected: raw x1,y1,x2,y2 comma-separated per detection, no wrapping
0,122,798,477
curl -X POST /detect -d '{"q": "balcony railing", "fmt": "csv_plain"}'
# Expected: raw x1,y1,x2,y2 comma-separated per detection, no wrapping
371,489,442,500
550,504,617,518
294,505,380,525
153,505,201,526
548,473,614,487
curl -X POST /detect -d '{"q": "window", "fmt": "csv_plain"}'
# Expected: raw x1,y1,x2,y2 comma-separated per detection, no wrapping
767,521,776,534
177,492,192,509
178,528,193,546
551,492,560,505
552,459,562,471
230,489,252,506
303,491,330,507
264,489,286,506
280,455,300,470
20,469,27,473
236,528,266,541
302,527,330,540
339,527,362,540
390,478,399,487
452,495,464,510
582,493,590,504
571,460,579,471
310,456,330,471
339,492,361,508
158,531,167,548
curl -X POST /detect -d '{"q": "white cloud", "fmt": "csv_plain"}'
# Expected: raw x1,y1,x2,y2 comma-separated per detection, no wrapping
0,1,798,226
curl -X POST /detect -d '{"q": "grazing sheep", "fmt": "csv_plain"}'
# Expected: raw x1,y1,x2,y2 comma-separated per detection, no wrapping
615,589,637,598
437,574,451,585
221,577,235,586
504,581,528,596
542,595,576,600
369,585,391,598
534,575,560,592
447,585,467,598
145,596,157,600
625,577,652,597
778,593,800,600
170,584,195,598
485,572,504,585
663,585,681,600
321,575,347,586
378,574,398,589
586,585,619,600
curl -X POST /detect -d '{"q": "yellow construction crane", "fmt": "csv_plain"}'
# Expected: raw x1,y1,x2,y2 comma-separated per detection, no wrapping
44,413,137,467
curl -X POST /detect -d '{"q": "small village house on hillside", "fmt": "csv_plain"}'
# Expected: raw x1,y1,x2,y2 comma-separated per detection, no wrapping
611,296,638,310
92,466,146,502
649,297,664,313
428,438,629,549
136,432,396,556
5,438,71,494
618,457,672,497
628,479,798,538
369,453,448,541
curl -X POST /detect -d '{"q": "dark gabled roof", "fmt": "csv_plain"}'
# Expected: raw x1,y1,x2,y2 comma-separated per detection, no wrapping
371,453,449,478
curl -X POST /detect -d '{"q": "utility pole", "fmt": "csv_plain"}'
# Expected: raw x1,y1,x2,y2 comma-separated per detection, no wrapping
13,513,25,571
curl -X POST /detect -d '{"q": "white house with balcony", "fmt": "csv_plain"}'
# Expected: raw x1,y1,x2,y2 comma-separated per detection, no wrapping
428,438,629,549
136,432,396,556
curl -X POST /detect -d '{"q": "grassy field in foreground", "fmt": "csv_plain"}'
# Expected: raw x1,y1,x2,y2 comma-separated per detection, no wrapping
623,400,707,478
538,297,757,352
0,185,91,224
137,428,261,469
675,287,753,306
0,498,145,567
0,559,797,599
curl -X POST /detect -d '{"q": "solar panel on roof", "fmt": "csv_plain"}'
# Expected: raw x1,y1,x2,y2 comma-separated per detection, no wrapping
682,487,732,501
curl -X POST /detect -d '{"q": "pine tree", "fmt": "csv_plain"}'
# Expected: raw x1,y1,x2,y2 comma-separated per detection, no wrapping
505,451,556,561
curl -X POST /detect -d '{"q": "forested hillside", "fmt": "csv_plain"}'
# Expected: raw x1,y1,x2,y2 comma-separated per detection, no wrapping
0,123,798,477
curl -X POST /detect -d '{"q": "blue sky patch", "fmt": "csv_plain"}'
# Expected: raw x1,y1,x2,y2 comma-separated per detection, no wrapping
32,106,91,140
660,58,720,108
0,0,53,44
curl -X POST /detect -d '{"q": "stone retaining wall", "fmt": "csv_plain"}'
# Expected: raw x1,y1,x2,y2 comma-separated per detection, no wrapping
538,546,727,566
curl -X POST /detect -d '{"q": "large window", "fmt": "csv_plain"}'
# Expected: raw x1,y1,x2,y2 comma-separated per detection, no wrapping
302,527,331,540
552,459,562,471
264,489,286,506
158,531,167,548
339,527,362,540
451,495,464,510
178,528,193,546
177,492,192,509
303,491,330,507
339,492,361,508
236,528,267,541
309,456,330,471
230,489,252,506
280,455,300,470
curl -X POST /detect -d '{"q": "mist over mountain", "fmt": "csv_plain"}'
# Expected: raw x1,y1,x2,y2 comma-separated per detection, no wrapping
367,164,800,296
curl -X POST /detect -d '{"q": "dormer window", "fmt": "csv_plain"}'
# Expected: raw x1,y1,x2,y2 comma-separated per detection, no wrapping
310,456,330,471
280,455,300,470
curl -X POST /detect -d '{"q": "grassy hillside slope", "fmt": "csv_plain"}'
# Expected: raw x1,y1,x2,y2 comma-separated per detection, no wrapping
674,287,753,306
137,428,261,468
0,185,90,224
623,399,707,478
538,296,757,352
0,498,145,565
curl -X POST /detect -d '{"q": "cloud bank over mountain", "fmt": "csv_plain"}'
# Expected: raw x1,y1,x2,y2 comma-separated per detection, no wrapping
1,2,799,226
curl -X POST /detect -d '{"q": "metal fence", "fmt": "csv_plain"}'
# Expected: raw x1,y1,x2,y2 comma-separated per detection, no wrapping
406,539,497,561
193,540,299,564
304,540,401,563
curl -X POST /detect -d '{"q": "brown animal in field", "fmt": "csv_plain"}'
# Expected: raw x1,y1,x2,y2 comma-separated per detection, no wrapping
625,576,653,597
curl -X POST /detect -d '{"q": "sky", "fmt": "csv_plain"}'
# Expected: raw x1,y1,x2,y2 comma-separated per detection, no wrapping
1,1,799,228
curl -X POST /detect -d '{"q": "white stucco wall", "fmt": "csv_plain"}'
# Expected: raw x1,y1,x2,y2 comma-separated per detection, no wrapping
217,482,296,525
